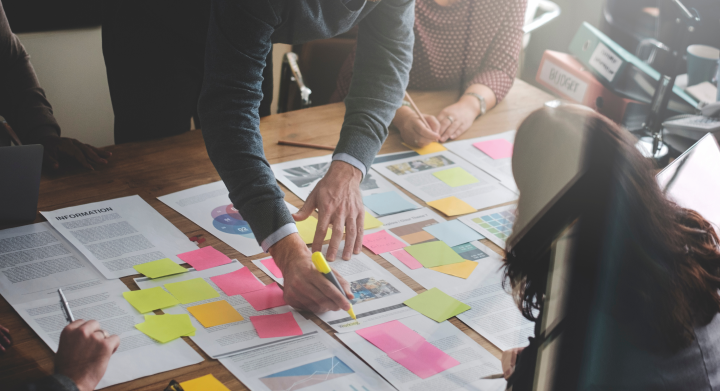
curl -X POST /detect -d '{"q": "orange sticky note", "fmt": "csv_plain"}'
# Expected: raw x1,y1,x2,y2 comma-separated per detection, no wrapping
429,260,479,279
187,300,244,328
427,196,477,216
180,374,230,391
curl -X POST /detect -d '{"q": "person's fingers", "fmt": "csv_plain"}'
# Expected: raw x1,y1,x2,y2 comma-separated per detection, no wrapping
302,280,339,312
292,195,315,222
442,120,462,142
65,319,86,332
313,274,350,311
425,115,441,133
325,217,345,261
353,214,363,254
437,115,453,136
343,217,356,260
65,141,94,171
77,141,108,164
43,150,60,170
78,320,101,336
312,211,332,255
0,324,11,343
510,349,518,367
105,334,121,354
439,116,458,141
412,119,439,141
335,271,355,300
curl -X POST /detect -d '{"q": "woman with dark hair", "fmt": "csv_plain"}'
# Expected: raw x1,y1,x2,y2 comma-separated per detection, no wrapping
331,0,527,148
502,104,720,389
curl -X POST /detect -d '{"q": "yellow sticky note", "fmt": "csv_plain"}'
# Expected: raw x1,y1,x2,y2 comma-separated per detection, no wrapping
181,374,231,391
164,278,220,304
364,212,383,230
133,258,188,279
430,260,479,279
404,142,447,155
433,167,479,187
296,216,332,244
427,196,477,216
135,314,196,343
187,300,244,328
123,287,179,314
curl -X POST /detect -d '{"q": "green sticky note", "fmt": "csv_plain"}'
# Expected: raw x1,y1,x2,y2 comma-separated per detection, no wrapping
164,278,220,304
433,167,479,187
133,258,188,279
136,314,196,343
404,241,466,268
123,287,179,314
404,288,471,322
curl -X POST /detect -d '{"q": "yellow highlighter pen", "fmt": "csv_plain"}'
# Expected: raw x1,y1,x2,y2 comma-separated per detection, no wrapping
311,252,357,320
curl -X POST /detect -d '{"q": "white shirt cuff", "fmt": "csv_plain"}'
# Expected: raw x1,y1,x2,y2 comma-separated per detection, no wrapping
332,153,367,179
261,223,299,253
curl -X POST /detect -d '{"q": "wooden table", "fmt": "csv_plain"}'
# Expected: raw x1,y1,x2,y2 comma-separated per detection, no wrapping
0,79,552,390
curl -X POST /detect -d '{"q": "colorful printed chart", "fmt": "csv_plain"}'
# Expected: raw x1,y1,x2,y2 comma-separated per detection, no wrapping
459,205,516,248
211,204,254,238
259,356,354,391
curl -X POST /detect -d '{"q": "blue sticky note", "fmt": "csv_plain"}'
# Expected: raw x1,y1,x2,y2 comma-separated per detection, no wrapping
363,192,417,216
423,220,483,247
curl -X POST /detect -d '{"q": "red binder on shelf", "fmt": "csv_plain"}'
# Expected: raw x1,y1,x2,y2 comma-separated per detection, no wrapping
536,50,645,125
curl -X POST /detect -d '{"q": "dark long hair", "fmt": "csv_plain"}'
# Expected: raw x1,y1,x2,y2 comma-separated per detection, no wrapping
504,106,720,352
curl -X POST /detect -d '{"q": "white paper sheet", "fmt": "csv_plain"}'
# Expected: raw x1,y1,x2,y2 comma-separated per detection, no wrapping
157,181,299,256
256,244,418,333
12,281,203,389
372,151,518,210
135,260,296,359
0,222,105,304
271,154,422,216
40,195,197,279
444,130,518,192
336,315,507,391
219,315,395,391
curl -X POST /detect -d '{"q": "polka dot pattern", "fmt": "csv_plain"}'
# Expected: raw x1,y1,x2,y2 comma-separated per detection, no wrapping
331,0,527,103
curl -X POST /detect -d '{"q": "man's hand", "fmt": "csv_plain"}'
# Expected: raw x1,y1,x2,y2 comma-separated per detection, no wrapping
293,160,364,261
0,324,12,354
55,319,120,391
269,233,354,313
501,347,524,380
39,135,112,171
393,106,440,148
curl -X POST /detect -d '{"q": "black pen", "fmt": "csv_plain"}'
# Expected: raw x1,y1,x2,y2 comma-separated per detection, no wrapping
57,288,75,323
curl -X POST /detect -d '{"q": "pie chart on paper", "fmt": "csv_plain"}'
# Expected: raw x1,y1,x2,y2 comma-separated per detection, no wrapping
211,204,255,239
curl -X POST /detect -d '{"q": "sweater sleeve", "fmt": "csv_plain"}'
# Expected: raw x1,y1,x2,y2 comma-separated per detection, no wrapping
0,1,59,143
468,0,526,102
13,374,79,391
334,0,414,172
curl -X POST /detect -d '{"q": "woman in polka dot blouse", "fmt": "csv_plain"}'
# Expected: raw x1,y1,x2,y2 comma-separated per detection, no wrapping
332,0,527,147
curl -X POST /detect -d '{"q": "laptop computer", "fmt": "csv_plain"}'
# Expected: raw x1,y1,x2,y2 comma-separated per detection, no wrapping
0,144,43,222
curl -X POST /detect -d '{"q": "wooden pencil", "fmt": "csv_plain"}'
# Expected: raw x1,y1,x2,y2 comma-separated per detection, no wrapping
277,140,335,151
404,91,432,130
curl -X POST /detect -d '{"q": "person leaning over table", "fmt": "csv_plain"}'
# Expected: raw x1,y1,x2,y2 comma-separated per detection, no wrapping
331,0,526,147
500,104,720,389
0,0,111,170
198,0,413,313
8,319,120,391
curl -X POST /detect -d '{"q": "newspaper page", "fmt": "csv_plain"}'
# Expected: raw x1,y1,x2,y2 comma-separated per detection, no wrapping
41,195,197,279
219,315,395,391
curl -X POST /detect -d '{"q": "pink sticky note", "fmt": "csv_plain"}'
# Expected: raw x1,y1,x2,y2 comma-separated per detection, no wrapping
261,258,283,279
387,340,460,379
356,320,425,353
391,249,423,270
473,139,514,160
363,230,406,255
177,246,232,271
210,267,265,296
250,312,303,338
240,282,286,310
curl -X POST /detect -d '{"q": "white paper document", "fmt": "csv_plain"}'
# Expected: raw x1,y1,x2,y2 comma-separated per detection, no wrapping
444,130,518,192
372,151,518,210
258,244,418,333
12,281,203,389
135,260,296,359
158,181,299,256
336,315,507,391
0,222,105,304
271,154,422,216
41,195,197,279
219,315,395,391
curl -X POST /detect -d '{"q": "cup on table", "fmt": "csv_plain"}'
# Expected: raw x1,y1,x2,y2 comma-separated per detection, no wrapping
687,44,719,87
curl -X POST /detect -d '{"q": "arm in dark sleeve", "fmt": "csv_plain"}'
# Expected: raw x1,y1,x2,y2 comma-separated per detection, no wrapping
0,2,59,143
468,0,526,102
198,0,293,247
13,374,79,391
333,0,414,172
